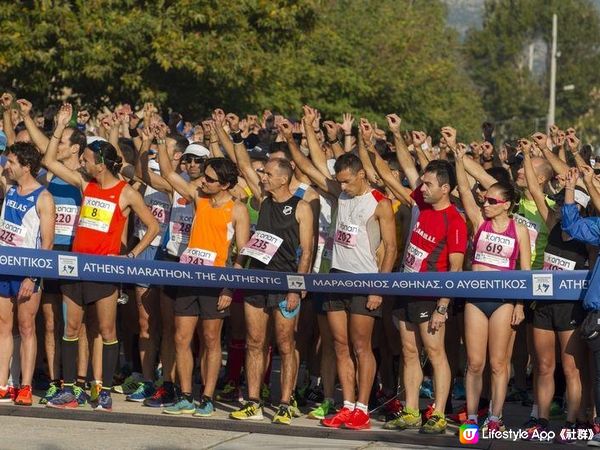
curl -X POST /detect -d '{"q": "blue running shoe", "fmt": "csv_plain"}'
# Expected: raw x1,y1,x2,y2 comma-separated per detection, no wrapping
73,385,90,406
420,378,434,399
94,390,113,412
39,382,60,405
126,381,155,402
193,397,215,417
164,397,195,415
46,387,78,409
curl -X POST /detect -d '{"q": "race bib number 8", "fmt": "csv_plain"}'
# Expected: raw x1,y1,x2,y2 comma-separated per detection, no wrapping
180,247,217,266
79,197,116,233
240,231,283,264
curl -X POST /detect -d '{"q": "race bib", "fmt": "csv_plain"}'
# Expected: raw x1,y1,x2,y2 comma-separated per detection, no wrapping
543,252,576,271
55,204,79,236
79,196,116,233
403,242,429,273
240,231,283,264
514,214,539,253
334,222,359,248
150,203,168,224
179,247,217,266
0,220,26,247
169,219,193,244
473,231,516,269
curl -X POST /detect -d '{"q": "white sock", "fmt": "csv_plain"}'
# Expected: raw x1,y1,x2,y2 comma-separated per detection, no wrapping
355,402,368,413
531,404,539,418
9,335,21,387
489,415,500,422
468,414,477,422
343,400,355,410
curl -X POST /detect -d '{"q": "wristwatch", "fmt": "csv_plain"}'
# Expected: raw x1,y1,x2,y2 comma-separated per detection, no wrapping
127,252,136,258
435,304,448,315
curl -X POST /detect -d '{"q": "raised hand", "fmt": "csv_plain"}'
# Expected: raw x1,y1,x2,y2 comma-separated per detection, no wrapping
359,118,373,143
566,134,580,153
302,105,317,127
411,130,427,147
518,138,532,156
278,119,293,140
580,165,594,184
531,132,551,151
16,99,32,116
385,113,402,133
452,142,466,160
565,167,579,189
225,113,240,132
57,104,73,128
440,126,457,149
323,120,338,142
1,92,14,109
341,113,354,135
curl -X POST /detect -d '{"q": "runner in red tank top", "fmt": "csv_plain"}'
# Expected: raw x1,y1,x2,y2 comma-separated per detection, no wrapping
42,104,159,412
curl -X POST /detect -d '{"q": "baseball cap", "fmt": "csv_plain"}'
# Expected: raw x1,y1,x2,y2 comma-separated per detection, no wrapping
182,143,209,158
0,131,7,151
86,136,108,146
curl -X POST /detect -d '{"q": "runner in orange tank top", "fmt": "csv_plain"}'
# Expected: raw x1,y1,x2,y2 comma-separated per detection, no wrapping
42,104,159,412
157,127,250,416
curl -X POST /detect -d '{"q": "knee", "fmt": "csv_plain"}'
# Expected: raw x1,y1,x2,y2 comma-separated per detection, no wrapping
276,334,295,356
18,320,35,339
202,332,221,352
425,344,446,363
536,358,555,376
333,339,350,358
467,358,485,376
561,359,581,380
98,324,116,342
489,358,507,377
246,333,265,354
138,316,150,336
351,339,372,358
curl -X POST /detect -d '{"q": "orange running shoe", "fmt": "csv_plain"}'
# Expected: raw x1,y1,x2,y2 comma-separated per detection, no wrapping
0,386,11,403
321,406,354,428
14,385,32,406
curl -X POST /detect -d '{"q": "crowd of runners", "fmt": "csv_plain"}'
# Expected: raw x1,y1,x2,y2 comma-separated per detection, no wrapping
1,92,600,444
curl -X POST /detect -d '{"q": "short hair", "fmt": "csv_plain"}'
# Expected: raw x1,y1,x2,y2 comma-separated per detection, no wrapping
268,141,292,161
67,128,87,156
334,153,364,174
204,157,239,188
382,152,400,171
87,140,123,176
487,166,511,184
532,157,553,183
424,159,456,191
167,133,189,154
267,157,293,184
5,142,42,176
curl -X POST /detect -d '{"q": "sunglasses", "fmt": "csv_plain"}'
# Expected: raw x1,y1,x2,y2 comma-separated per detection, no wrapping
182,156,204,165
483,196,508,205
203,174,220,184
594,168,600,175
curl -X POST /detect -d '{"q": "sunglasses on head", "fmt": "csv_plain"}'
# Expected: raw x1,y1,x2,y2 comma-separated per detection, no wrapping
182,156,204,165
483,196,508,205
88,140,105,163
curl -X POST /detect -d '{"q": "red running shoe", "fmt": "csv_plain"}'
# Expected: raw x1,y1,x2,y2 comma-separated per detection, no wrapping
345,408,371,430
422,403,435,422
9,386,18,402
14,385,32,406
321,407,354,429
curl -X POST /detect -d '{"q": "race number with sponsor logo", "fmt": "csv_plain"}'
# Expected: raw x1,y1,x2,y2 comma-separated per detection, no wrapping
474,231,516,269
55,205,79,237
240,230,283,264
334,222,359,248
0,220,26,247
403,242,429,273
543,252,576,271
79,197,117,233
179,247,217,266
514,214,539,253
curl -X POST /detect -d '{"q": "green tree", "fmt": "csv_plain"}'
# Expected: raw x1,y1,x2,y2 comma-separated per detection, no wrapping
465,0,600,141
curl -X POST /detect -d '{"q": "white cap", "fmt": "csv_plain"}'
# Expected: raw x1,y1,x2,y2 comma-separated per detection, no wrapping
183,143,209,158
86,136,108,145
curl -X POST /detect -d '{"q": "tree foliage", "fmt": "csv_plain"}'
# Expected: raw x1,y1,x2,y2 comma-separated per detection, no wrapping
0,0,483,137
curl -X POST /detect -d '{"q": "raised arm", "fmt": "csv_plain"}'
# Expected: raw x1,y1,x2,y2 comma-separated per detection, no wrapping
212,109,235,161
411,130,432,171
532,132,569,178
386,114,420,189
1,93,17,146
451,140,483,228
16,99,49,153
42,104,86,190
520,139,554,225
303,105,333,180
357,119,383,187
232,135,262,202
136,127,173,194
340,113,354,153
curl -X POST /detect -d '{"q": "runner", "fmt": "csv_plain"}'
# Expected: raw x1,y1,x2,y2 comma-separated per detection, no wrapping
44,104,159,412
230,138,314,425
0,142,55,405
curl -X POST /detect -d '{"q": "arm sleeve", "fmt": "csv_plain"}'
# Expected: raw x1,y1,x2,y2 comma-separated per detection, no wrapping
561,203,600,246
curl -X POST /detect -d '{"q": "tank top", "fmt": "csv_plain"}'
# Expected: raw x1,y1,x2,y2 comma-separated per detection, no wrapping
180,197,234,267
472,219,519,271
244,195,301,272
332,189,384,274
0,185,45,249
313,194,334,273
164,182,194,258
48,175,82,247
543,222,587,270
514,197,554,269
73,180,127,255
135,185,171,247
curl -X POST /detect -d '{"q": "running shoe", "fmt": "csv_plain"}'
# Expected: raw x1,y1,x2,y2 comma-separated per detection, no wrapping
523,420,549,441
73,385,89,406
482,417,505,433
289,395,302,417
144,385,176,408
345,408,370,430
305,385,324,404
447,403,489,424
308,399,335,420
522,416,538,428
420,412,447,434
163,397,195,415
321,406,354,429
590,433,600,447
379,398,404,422
113,372,143,395
8,386,17,401
217,381,242,403
193,397,215,417
422,403,435,422
454,418,478,435
90,381,102,404
39,382,60,405
0,386,13,403
294,386,308,407
272,404,292,425
93,390,112,412
260,383,271,404
230,401,264,420
452,379,466,400
555,423,578,444
46,387,78,409
419,378,434,399
14,385,32,406
593,419,600,436
384,406,422,430
506,387,529,403
126,381,155,402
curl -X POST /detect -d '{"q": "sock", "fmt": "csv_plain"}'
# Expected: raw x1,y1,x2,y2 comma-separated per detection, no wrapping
9,335,21,387
468,414,477,422
343,400,355,410
183,392,193,403
101,340,119,388
280,402,289,407
226,339,245,386
489,415,499,422
61,337,79,384
75,380,86,389
531,404,539,419
262,346,273,385
355,402,368,413
249,397,261,405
